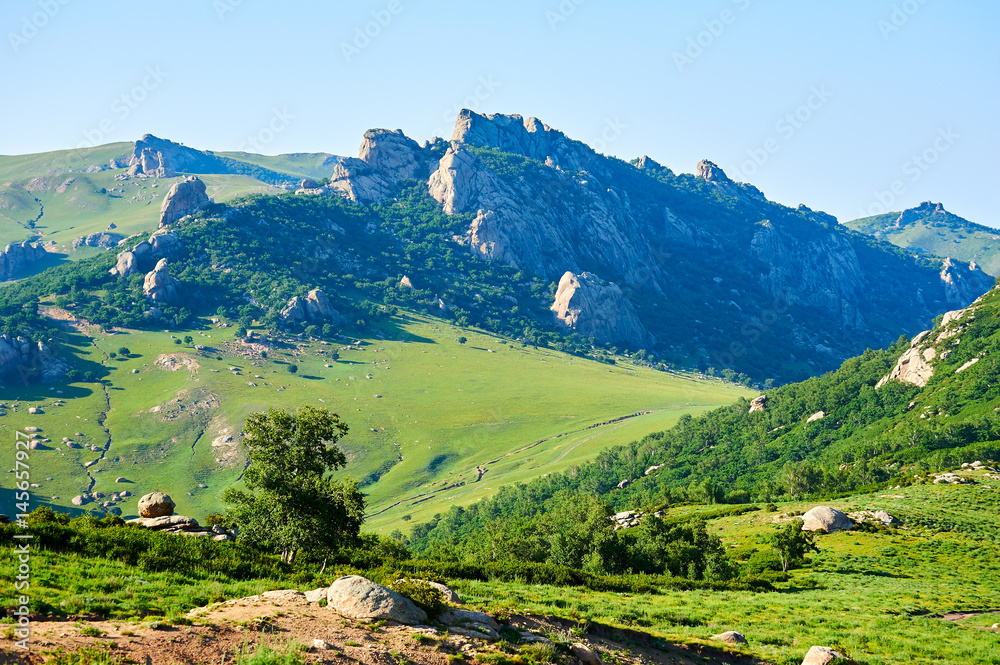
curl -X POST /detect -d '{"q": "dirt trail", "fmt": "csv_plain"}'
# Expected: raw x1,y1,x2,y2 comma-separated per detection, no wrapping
0,594,771,665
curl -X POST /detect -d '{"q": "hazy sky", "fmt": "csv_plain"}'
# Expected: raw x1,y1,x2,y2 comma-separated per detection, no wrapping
2,0,997,225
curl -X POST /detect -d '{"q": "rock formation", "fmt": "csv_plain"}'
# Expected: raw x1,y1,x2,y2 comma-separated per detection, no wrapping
110,228,182,278
696,159,766,203
137,492,175,518
0,240,46,280
710,631,748,645
126,146,175,178
801,506,852,533
0,335,71,384
748,395,767,413
159,176,210,227
73,232,124,250
143,258,180,304
801,645,855,664
325,575,427,625
280,288,343,326
550,271,651,348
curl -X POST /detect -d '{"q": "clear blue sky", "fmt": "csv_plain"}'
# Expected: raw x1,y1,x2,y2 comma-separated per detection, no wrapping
2,0,997,226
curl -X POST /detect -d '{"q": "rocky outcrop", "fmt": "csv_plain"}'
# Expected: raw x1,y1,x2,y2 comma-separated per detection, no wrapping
939,257,988,308
847,510,898,526
801,506,852,533
894,201,947,228
280,288,343,326
452,109,604,175
159,176,210,227
326,576,427,625
358,129,429,181
439,609,500,639
696,160,766,203
73,232,124,250
0,335,70,384
749,395,767,413
127,146,175,178
328,158,396,203
550,271,651,348
137,492,175,518
143,259,180,304
110,228,182,278
876,344,935,389
0,241,46,280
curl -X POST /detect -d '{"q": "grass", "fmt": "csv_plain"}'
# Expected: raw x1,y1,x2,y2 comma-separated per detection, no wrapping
0,309,750,531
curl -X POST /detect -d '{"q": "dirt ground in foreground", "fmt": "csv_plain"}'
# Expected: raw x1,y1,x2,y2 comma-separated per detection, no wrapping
0,594,770,665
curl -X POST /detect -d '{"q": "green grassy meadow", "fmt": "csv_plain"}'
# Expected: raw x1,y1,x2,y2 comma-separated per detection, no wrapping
0,311,751,529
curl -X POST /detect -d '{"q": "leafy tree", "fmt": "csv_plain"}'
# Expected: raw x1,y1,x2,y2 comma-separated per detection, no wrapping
457,336,467,345
184,336,193,345
287,364,298,374
173,339,182,345
769,521,819,572
117,347,131,357
222,407,365,565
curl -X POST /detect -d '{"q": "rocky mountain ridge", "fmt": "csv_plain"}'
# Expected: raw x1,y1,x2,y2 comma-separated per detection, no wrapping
318,109,992,380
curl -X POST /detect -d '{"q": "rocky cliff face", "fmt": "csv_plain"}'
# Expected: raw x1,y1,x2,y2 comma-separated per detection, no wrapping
550,271,651,347
323,109,993,376
110,229,180,278
0,335,70,384
0,241,46,280
159,176,210,227
280,288,344,326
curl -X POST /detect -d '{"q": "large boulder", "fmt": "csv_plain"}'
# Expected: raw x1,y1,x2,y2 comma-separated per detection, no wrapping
710,631,748,644
801,506,852,533
137,492,175,518
127,515,198,531
439,609,500,640
550,271,651,349
0,241,46,280
0,335,71,384
127,146,175,178
801,646,854,664
159,176,210,227
143,258,180,304
110,229,180,278
326,575,427,625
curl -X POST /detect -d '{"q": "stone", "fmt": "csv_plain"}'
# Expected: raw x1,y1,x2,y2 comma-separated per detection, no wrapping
262,589,306,601
0,241,47,280
696,160,766,203
280,288,343,325
570,643,602,665
397,579,462,604
807,411,825,423
72,232,124,250
137,492,175,518
550,271,651,348
159,176,210,227
439,609,499,633
305,587,328,602
400,275,413,289
71,495,85,506
115,477,127,483
326,575,427,625
933,472,968,485
127,515,199,531
847,510,898,527
143,258,180,304
710,631,748,644
749,396,767,413
801,645,854,664
313,639,334,651
801,506,852,533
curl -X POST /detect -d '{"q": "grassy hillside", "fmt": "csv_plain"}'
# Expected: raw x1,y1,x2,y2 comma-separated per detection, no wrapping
0,308,749,528
216,150,341,180
846,203,1000,275
3,466,997,664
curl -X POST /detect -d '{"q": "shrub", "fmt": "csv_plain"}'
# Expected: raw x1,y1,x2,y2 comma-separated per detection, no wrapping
387,579,448,618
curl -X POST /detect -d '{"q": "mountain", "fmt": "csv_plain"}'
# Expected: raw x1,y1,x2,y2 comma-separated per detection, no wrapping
320,110,991,382
845,201,1000,275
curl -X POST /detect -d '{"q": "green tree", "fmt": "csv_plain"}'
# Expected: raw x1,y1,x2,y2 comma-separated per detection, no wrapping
222,407,365,565
287,363,298,374
184,336,193,345
457,336,467,345
117,347,131,357
769,521,819,572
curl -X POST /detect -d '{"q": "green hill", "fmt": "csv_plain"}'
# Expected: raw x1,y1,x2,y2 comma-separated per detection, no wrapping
845,201,1000,275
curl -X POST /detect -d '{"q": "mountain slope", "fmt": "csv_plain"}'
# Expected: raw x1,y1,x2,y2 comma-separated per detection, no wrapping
845,201,1000,275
